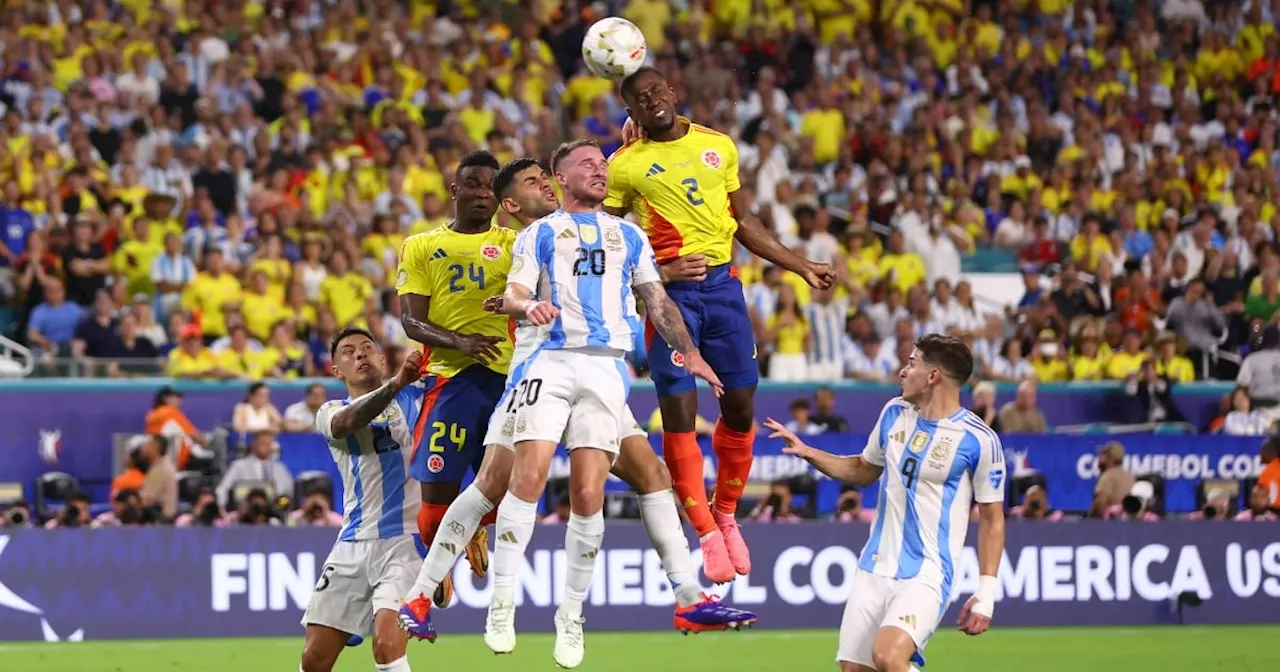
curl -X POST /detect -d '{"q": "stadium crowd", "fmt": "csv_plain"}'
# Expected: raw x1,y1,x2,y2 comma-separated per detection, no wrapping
1,0,1279,396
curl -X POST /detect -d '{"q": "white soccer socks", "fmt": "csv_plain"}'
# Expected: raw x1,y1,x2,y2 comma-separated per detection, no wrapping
638,489,702,608
487,492,537,654
408,486,494,600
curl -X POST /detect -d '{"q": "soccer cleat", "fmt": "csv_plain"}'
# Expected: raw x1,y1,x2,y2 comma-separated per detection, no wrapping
912,651,927,668
673,592,759,633
433,573,454,608
484,597,517,654
345,634,364,647
397,594,438,643
552,609,586,669
466,527,490,578
698,530,735,584
713,510,751,576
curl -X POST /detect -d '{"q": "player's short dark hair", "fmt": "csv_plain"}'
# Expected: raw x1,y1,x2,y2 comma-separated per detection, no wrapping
619,66,666,103
550,138,602,173
457,150,500,174
330,327,378,361
494,157,544,199
914,334,974,383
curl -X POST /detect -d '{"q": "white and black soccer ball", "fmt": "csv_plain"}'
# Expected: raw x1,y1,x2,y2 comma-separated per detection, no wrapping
581,17,648,81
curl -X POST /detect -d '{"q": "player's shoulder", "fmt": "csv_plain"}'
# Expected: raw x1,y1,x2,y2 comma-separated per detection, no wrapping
688,123,737,151
953,409,1001,448
881,396,912,414
401,230,438,255
607,141,643,166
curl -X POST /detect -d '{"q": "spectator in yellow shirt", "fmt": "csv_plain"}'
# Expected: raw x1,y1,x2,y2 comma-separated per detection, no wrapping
877,229,926,295
216,326,273,380
182,248,243,341
1070,333,1108,381
1154,332,1195,383
1105,329,1150,379
167,325,232,379
1069,215,1113,273
1030,331,1071,382
241,269,286,342
318,249,373,329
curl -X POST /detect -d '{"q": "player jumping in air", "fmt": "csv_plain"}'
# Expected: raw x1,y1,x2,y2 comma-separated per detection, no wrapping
396,151,512,605
607,66,836,583
300,330,426,672
493,139,721,668
397,158,757,646
765,334,1006,672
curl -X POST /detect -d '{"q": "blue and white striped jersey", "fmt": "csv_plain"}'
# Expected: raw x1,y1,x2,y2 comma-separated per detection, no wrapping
508,210,661,353
314,386,423,542
858,397,1005,605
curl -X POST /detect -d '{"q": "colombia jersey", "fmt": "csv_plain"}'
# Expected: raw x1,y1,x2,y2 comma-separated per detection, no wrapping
397,225,517,378
604,118,741,266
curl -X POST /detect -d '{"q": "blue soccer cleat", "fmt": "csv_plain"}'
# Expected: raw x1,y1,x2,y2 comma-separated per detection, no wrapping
397,595,438,643
673,592,759,634
346,634,364,647
912,651,927,668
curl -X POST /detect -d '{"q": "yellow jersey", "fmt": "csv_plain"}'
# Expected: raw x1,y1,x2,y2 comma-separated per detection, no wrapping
182,272,243,337
1106,351,1149,380
319,272,374,329
216,347,274,379
397,225,517,377
605,119,741,266
1156,356,1195,383
167,348,218,377
242,290,287,342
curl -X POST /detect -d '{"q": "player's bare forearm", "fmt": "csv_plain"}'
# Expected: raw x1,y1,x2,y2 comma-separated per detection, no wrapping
399,293,463,349
732,207,811,274
976,502,1006,576
499,283,536,319
796,447,883,486
635,281,695,354
329,379,406,440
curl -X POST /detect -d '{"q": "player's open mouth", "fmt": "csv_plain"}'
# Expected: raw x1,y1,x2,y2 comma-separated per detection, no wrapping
653,109,668,120
589,179,606,189
356,362,373,373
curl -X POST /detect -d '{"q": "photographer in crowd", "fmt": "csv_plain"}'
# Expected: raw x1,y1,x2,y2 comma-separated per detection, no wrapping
233,488,282,526
216,431,294,510
43,492,92,529
1236,485,1279,521
286,484,342,528
1009,485,1065,521
2,500,34,529
92,489,152,527
174,488,229,527
833,486,875,523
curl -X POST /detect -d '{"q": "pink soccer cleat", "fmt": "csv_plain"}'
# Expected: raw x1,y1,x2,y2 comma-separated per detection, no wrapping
714,510,751,576
699,530,735,584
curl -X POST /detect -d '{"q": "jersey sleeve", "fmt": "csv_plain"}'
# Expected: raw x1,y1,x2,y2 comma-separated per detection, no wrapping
508,223,545,292
861,399,903,466
394,385,424,434
396,234,433,297
968,422,1006,504
314,400,345,441
626,223,662,287
721,138,742,194
604,148,634,211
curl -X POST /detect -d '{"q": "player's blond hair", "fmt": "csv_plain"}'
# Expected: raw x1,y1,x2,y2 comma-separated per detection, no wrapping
550,138,602,173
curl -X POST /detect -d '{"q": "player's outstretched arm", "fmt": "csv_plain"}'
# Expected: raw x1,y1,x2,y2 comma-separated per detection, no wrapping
764,418,883,485
327,351,423,440
958,501,1005,636
635,280,724,395
400,294,503,364
728,190,835,290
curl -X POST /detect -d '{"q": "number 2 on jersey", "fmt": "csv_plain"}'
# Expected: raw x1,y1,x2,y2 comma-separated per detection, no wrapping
682,178,704,206
448,263,486,292
505,378,543,412
572,248,606,276
428,421,467,452
900,454,920,489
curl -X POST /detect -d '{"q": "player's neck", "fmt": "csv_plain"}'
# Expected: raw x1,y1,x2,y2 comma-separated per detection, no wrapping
916,390,962,422
561,198,601,214
648,118,690,143
449,217,491,234
346,381,378,398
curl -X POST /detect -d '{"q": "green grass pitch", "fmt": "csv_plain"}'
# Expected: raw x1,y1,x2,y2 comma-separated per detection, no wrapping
0,627,1273,672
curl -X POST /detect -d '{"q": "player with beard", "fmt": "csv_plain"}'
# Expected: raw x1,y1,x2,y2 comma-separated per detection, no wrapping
395,151,511,608
398,158,757,646
606,66,836,583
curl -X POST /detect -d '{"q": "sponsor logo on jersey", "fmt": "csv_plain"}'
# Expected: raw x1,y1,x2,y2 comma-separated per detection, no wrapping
701,149,722,169
427,454,445,473
670,350,686,367
988,468,1005,490
481,245,502,260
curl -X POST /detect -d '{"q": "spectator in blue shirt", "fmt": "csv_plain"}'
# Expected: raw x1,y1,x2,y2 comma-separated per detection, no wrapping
0,178,35,267
27,278,85,367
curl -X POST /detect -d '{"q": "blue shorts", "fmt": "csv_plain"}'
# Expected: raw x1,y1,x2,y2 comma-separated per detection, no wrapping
410,364,508,483
645,264,759,397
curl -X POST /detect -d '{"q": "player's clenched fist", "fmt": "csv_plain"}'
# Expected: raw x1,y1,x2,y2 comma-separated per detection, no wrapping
482,296,505,313
395,350,424,388
801,261,837,290
525,300,560,325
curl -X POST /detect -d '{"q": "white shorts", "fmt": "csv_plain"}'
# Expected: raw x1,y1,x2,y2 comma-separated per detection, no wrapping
505,349,630,453
483,379,645,451
835,568,944,667
300,535,422,636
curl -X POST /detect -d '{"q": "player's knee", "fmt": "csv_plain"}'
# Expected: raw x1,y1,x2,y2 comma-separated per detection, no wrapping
299,644,336,672
628,452,670,495
569,481,605,512
370,635,405,665
717,389,755,431
870,642,911,672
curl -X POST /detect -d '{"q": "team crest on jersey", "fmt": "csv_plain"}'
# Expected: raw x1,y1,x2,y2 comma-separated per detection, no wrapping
511,256,525,274
580,226,599,245
670,350,686,368
427,454,445,473
928,436,952,461
701,149,722,169
604,227,623,251
516,414,528,434
988,468,1005,490
396,269,407,288
502,414,515,437
481,245,502,260
908,431,929,453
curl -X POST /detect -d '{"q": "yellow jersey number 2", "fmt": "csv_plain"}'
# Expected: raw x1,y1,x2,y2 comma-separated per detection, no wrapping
428,421,467,452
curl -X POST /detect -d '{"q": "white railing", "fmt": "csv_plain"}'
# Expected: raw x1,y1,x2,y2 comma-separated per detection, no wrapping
0,334,34,378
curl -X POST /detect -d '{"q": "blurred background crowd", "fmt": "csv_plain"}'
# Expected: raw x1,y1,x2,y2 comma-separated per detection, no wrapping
4,0,1280,527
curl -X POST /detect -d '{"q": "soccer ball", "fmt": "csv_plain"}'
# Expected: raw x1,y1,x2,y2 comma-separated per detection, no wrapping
582,17,648,80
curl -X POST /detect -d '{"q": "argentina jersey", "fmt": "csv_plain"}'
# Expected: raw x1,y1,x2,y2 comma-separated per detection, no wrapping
508,210,661,352
314,385,424,541
858,397,1005,602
